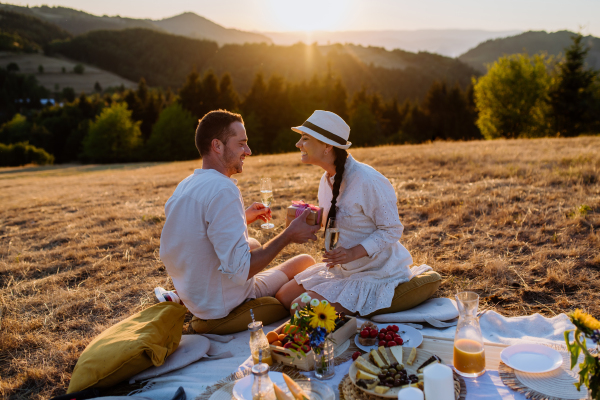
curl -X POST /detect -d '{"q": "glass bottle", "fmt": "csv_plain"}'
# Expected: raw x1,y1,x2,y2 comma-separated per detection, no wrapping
251,362,276,400
249,321,273,366
453,291,486,377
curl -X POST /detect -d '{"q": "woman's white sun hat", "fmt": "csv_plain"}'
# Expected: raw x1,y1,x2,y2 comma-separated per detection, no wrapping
292,110,352,149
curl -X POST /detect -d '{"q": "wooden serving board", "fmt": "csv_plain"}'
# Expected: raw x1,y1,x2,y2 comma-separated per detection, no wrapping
420,335,509,371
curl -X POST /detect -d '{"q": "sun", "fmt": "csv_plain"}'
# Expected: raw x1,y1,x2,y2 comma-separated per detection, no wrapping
266,0,349,32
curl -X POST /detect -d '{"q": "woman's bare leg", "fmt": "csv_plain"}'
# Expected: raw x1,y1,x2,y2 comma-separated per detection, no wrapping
282,287,354,316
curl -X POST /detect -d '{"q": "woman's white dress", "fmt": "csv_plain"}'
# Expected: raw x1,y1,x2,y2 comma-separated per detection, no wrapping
294,155,413,316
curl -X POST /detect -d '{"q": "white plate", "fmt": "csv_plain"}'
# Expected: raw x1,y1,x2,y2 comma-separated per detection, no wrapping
354,324,423,351
500,344,563,373
233,372,334,400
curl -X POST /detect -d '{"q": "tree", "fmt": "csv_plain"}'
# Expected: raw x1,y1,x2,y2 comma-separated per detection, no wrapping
82,102,142,163
0,142,54,166
73,64,84,74
145,103,197,161
217,73,239,111
61,87,76,102
350,102,379,147
473,53,552,139
549,34,599,136
179,69,204,119
38,64,44,74
94,81,102,93
7,62,19,72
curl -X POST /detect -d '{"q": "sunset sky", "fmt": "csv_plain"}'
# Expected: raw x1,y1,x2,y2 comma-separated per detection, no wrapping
7,0,600,36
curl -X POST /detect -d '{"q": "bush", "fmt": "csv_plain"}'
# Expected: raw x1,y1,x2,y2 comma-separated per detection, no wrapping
473,53,552,139
145,103,197,161
73,64,84,74
0,142,54,166
82,102,142,163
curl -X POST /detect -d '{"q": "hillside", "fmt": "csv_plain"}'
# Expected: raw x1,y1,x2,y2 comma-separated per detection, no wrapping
265,29,522,57
0,53,136,94
0,3,272,45
152,12,272,45
459,30,600,73
0,8,71,52
47,29,478,101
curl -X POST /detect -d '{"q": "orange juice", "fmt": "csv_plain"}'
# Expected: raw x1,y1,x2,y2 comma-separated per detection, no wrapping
252,352,273,366
453,338,485,375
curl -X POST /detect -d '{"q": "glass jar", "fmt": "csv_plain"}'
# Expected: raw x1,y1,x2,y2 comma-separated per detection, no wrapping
313,340,335,380
453,291,486,377
251,363,276,400
249,321,273,366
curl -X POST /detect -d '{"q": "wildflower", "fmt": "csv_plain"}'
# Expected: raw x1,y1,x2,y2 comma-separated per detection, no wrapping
295,311,301,319
310,298,320,307
321,300,329,305
309,302,337,332
571,309,600,332
300,293,312,303
592,330,600,345
291,303,298,310
309,327,327,348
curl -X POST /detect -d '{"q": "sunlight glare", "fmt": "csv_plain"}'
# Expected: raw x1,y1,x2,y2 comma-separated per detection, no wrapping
266,0,351,32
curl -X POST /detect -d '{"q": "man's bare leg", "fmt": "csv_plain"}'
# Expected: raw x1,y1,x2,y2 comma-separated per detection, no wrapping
272,254,315,308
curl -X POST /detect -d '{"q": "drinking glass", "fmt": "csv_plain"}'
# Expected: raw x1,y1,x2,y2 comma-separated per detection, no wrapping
320,219,339,279
260,178,274,229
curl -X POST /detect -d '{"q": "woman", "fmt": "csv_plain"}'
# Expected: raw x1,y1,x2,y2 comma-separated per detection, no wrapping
276,110,422,316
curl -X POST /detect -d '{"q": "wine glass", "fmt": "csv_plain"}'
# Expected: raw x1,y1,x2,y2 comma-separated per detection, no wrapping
321,219,339,279
260,178,274,229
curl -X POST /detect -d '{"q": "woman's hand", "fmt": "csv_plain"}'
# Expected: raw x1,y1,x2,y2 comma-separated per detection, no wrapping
245,202,272,225
322,244,367,267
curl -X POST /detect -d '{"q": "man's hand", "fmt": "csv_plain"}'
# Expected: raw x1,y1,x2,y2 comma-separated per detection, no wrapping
322,245,367,267
245,202,272,225
284,208,320,244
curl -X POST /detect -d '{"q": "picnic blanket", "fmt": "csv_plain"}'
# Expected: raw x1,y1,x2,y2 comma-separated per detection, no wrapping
122,311,576,400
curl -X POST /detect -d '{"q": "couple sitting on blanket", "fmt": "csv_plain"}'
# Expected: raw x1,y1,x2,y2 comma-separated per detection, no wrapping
157,109,440,334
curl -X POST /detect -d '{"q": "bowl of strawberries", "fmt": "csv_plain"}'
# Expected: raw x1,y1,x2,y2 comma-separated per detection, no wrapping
355,322,423,351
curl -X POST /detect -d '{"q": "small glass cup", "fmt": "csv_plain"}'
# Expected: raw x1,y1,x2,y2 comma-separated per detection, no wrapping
313,341,335,380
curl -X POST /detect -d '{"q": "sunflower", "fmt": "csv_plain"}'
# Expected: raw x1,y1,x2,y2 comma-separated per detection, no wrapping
309,302,337,332
571,309,600,331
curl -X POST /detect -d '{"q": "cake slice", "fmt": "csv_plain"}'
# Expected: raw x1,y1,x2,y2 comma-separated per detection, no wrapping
354,356,382,375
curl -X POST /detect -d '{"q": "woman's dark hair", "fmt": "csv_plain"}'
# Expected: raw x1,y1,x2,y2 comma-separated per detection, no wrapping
195,109,244,158
324,147,348,233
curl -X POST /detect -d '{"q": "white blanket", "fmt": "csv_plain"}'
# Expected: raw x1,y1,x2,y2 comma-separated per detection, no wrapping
128,312,576,400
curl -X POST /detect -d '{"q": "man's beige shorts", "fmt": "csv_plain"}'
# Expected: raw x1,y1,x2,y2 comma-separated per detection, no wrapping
190,268,290,335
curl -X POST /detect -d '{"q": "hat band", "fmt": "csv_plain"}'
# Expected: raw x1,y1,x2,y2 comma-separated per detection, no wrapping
302,121,347,145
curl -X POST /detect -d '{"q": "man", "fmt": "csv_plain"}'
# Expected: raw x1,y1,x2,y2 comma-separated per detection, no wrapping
159,110,319,330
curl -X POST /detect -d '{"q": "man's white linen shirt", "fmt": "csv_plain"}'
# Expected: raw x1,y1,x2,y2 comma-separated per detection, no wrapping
159,169,254,320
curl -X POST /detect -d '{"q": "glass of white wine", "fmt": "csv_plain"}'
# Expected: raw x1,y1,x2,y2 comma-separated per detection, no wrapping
321,219,339,279
260,178,274,229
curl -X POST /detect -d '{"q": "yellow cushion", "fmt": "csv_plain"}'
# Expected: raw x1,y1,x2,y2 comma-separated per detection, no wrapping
191,297,289,335
67,302,187,393
365,271,442,317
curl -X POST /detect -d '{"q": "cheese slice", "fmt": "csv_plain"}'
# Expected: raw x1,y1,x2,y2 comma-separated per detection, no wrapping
389,346,403,365
354,356,382,375
406,347,417,365
374,386,390,394
378,346,391,366
369,349,386,368
356,369,378,381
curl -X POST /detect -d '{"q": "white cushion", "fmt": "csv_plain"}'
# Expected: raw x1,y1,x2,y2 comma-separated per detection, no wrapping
371,298,459,326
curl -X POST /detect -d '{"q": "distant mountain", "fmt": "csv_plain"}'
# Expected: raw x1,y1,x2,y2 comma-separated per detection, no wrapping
459,30,600,73
47,29,478,102
0,3,271,45
153,12,271,46
263,29,521,57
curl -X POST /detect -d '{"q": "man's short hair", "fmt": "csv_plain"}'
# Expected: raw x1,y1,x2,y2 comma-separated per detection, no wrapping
195,110,244,157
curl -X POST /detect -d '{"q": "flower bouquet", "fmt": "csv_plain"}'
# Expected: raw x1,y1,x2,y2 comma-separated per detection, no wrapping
564,309,600,399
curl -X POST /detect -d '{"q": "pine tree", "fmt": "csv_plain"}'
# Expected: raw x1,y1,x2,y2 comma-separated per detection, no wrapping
179,69,204,119
217,73,239,111
549,34,599,136
201,70,220,114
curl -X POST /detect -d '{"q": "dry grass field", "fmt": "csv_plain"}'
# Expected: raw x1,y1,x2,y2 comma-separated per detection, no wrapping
1,137,599,399
0,52,137,94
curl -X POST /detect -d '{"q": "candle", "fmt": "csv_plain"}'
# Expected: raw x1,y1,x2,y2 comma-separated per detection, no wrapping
423,363,454,400
397,387,424,400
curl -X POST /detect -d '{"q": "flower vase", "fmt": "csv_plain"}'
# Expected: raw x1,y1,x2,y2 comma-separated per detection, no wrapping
313,341,335,380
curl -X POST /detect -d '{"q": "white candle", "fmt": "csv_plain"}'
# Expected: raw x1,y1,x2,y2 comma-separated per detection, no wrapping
397,387,424,400
423,363,454,400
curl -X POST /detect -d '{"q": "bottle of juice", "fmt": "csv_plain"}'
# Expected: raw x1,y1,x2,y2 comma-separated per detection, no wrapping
453,291,486,377
249,321,273,366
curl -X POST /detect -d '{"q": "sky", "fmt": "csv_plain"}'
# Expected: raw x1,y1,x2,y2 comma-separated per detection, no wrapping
8,0,600,36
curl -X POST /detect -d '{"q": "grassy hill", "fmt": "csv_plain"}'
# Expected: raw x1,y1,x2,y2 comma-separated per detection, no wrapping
0,3,272,45
459,30,600,73
0,52,136,94
0,8,71,52
46,29,478,101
